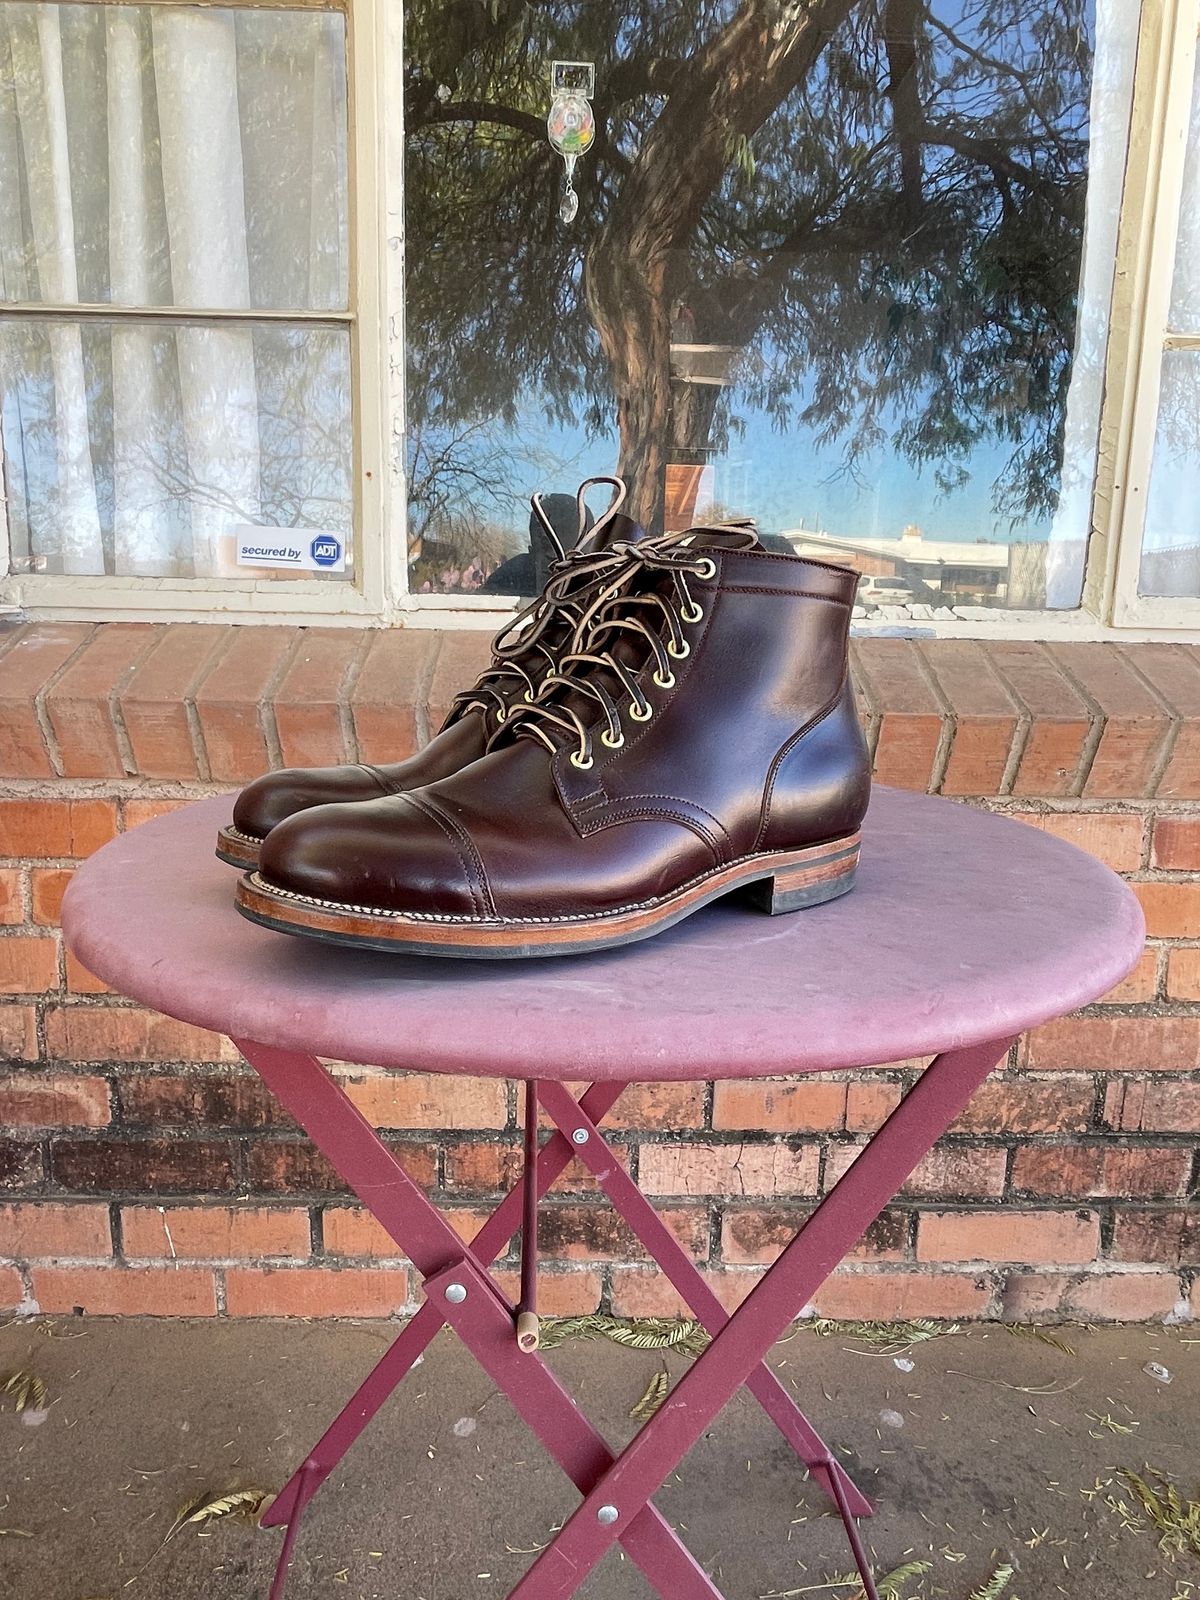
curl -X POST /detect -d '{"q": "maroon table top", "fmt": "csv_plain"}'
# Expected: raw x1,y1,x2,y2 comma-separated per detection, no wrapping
61,789,1144,1081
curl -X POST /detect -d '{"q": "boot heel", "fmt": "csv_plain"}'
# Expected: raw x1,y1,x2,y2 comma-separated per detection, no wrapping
747,835,860,915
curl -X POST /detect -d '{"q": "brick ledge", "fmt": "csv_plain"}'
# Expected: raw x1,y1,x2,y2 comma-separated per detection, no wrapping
2,622,1200,800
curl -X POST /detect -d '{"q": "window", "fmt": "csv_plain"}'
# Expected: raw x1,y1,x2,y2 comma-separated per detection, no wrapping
1110,0,1200,625
0,0,1198,635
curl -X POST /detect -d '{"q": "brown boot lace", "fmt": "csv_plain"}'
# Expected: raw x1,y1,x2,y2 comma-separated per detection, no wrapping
498,525,759,769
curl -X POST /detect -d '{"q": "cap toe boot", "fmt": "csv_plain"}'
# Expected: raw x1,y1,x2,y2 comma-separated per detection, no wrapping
238,530,871,957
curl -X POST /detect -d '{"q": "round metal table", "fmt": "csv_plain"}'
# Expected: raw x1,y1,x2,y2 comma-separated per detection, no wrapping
62,785,1144,1600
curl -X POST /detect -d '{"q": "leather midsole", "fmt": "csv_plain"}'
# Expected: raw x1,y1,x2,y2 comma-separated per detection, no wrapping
235,833,860,950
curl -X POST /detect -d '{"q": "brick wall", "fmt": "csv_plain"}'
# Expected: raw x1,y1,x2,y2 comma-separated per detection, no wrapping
0,621,1197,1322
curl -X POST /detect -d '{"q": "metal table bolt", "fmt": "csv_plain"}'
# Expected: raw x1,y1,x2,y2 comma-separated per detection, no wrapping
445,1283,468,1304
572,1128,590,1145
597,1505,619,1525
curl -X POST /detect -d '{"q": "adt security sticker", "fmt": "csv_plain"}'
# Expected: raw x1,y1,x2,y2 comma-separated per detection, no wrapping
235,525,347,573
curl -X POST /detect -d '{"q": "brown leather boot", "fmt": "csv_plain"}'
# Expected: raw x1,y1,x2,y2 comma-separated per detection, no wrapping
216,479,640,867
237,529,869,956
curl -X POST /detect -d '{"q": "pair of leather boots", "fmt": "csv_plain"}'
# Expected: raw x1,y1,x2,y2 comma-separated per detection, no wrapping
228,478,871,958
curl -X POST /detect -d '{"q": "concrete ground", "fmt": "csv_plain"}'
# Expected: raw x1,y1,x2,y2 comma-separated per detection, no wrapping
0,1315,1196,1600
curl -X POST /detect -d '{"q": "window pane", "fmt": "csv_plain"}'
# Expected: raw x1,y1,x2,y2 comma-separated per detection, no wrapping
1139,347,1200,598
0,4,349,312
1167,45,1200,332
1,318,352,578
403,0,1133,612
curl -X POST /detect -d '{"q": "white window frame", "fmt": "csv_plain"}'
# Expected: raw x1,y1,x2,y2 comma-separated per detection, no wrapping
1,0,1199,640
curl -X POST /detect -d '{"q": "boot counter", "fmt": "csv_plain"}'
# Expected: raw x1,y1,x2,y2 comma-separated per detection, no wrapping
755,676,872,853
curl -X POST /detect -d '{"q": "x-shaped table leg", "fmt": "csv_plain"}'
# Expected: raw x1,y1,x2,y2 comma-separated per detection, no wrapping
235,1042,721,1600
504,1038,1016,1600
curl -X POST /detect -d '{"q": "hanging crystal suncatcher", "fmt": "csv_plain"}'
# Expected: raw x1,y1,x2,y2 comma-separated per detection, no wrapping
547,60,595,224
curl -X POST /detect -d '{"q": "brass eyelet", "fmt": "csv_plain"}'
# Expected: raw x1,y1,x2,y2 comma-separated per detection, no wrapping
629,702,653,723
523,690,534,703
601,729,625,750
495,708,508,723
570,750,594,770
667,639,691,660
652,669,675,690
695,558,717,579
681,602,704,624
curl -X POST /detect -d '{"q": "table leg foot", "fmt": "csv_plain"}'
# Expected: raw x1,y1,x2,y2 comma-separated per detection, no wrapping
267,1462,318,1600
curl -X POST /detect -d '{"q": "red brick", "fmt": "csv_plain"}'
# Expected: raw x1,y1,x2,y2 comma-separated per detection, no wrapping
0,1265,25,1308
1011,1145,1189,1198
0,1201,111,1259
44,1006,238,1063
1109,1208,1199,1267
121,1204,311,1260
193,628,296,781
721,1206,906,1265
639,1142,818,1196
64,949,110,995
854,639,943,792
30,867,72,926
1047,644,1170,799
32,1265,217,1316
492,1267,603,1315
812,1270,991,1320
1103,1077,1200,1131
122,798,198,830
1166,947,1200,1000
118,624,227,778
1003,1269,1181,1322
920,641,1018,796
0,1004,38,1061
351,630,430,763
1024,1015,1200,1071
845,1078,906,1131
1151,816,1200,869
43,624,155,777
0,1141,42,1192
1100,949,1159,1003
427,632,494,731
272,629,365,769
712,1079,846,1133
608,1265,756,1318
247,1138,435,1194
50,1138,238,1194
532,1203,707,1262
827,1143,1007,1198
917,1208,1099,1264
1010,810,1146,873
0,623,94,777
0,936,59,993
0,867,23,925
443,1140,627,1194
336,1071,506,1130
989,642,1091,798
0,797,118,859
118,1072,292,1129
602,1081,707,1130
1134,881,1200,939
950,1077,1095,1135
321,1205,488,1259
0,1073,109,1128
225,1265,410,1317
1123,644,1200,799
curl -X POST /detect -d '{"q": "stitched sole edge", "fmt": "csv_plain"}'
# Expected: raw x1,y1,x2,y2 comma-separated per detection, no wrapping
233,834,861,960
215,825,262,870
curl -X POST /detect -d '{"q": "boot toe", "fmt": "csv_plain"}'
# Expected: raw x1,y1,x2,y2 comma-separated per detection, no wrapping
232,765,391,840
256,796,480,918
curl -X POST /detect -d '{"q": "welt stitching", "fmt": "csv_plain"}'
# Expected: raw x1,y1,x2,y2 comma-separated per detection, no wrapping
405,792,495,918
755,680,846,851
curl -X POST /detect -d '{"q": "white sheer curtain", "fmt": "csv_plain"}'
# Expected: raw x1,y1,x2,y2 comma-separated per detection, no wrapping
1044,0,1137,609
0,4,349,578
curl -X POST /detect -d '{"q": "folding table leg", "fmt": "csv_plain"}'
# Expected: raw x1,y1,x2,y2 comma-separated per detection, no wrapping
506,1038,1016,1600
536,1079,872,1520
263,1079,625,1530
234,1042,722,1600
